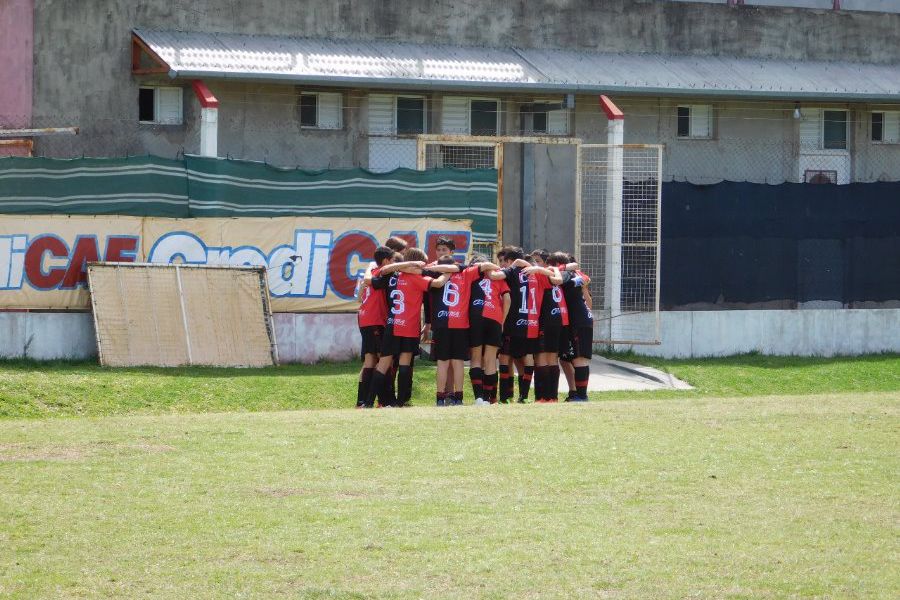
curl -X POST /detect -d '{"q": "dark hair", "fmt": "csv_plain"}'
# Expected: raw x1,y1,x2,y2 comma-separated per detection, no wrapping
403,247,427,262
373,246,394,266
392,252,404,262
531,248,550,262
436,236,456,251
547,251,570,266
385,236,408,252
504,246,525,261
469,253,487,266
437,256,456,265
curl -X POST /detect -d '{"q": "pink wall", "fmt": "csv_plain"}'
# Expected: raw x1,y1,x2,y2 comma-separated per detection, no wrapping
0,0,33,129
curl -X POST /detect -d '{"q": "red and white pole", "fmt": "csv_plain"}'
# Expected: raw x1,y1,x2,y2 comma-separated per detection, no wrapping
600,95,625,342
192,80,219,158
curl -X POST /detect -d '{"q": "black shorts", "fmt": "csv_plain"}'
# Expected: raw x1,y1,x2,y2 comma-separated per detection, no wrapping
558,326,576,362
504,336,538,359
433,328,469,361
381,331,420,356
359,325,384,358
570,326,593,359
539,327,563,353
469,317,503,348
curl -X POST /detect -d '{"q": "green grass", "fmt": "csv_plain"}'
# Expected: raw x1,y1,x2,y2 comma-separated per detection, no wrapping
0,354,898,419
1,393,897,598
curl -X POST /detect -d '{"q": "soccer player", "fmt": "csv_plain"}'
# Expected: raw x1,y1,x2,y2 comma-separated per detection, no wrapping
425,255,500,406
490,247,539,403
530,248,549,267
355,245,394,408
549,252,593,401
365,249,447,408
356,236,409,302
468,254,510,404
522,259,568,402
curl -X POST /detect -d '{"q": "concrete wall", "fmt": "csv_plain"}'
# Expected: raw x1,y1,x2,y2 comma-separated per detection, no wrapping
0,0,33,129
28,0,900,158
0,312,359,363
621,308,900,357
3,309,897,362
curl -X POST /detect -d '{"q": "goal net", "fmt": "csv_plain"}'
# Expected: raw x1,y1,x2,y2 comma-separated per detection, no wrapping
87,263,278,367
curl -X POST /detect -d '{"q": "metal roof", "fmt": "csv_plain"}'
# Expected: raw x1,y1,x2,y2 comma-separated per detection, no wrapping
134,29,900,101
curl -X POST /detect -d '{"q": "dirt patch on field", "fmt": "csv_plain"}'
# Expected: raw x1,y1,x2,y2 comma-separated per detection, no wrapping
256,487,312,498
0,443,89,462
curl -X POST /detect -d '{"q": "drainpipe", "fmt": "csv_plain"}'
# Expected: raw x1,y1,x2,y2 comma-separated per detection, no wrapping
191,80,219,157
600,95,624,344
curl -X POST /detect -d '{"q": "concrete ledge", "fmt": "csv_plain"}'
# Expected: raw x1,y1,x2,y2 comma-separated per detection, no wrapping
621,309,900,358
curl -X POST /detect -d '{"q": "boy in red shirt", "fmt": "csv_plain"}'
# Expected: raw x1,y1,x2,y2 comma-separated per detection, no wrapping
425,255,500,406
468,255,510,404
522,261,568,402
367,248,447,407
355,245,395,408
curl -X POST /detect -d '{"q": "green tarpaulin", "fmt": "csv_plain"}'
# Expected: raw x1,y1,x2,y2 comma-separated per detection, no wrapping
0,155,498,242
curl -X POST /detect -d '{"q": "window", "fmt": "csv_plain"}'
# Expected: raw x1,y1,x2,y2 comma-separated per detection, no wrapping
138,86,183,125
470,100,499,135
823,110,847,150
676,105,712,139
520,100,570,135
871,111,900,143
396,97,426,134
441,97,501,135
298,92,342,129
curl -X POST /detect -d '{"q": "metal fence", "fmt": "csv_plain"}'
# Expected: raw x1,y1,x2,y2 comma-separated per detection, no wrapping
580,144,663,345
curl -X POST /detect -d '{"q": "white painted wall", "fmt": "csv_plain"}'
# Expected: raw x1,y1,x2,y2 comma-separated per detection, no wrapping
1,309,897,363
619,309,900,358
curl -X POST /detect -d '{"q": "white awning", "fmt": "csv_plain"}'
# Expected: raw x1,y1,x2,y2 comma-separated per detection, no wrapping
133,29,900,101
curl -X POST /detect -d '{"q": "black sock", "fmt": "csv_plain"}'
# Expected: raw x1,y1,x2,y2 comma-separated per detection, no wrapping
367,370,387,407
519,365,534,400
575,366,589,398
398,366,413,406
470,367,484,399
388,363,398,404
550,365,561,400
483,372,498,402
454,391,464,405
499,365,513,400
357,368,374,407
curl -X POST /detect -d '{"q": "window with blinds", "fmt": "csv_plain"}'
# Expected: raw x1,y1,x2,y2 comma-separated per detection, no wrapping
138,86,183,125
299,92,343,129
872,111,900,144
676,105,712,139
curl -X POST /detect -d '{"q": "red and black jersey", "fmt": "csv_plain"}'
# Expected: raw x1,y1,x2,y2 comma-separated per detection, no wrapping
502,266,540,339
373,271,432,338
535,272,569,328
561,270,593,329
428,265,481,329
358,267,388,328
471,275,510,325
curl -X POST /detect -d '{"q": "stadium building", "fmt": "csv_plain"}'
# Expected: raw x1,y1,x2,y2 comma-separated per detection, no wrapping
1,0,898,360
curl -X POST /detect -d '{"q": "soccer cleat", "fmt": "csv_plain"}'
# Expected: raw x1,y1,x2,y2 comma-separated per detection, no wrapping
436,397,446,407
474,398,490,406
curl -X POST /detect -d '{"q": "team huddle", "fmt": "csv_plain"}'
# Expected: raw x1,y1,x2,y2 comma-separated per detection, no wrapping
356,236,594,407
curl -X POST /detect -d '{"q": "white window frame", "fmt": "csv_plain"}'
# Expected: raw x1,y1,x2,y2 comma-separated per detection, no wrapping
871,111,900,144
138,86,183,125
395,95,427,136
522,98,571,136
676,104,713,140
299,91,343,130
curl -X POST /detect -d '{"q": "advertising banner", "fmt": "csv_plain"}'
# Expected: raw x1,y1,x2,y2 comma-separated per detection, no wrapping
0,215,471,312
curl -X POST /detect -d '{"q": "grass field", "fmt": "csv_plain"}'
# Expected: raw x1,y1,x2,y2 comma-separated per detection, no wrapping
0,353,898,418
1,355,898,598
